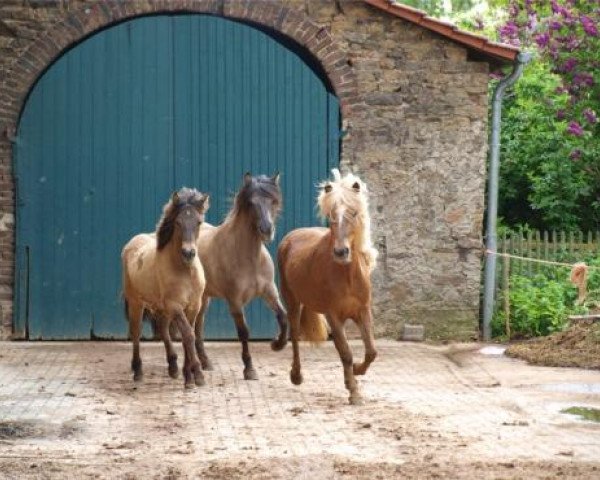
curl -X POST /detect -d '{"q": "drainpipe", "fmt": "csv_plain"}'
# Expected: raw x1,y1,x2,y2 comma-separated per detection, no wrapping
482,52,533,341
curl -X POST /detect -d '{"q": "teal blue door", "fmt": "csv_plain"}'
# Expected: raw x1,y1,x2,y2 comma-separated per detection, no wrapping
14,15,339,340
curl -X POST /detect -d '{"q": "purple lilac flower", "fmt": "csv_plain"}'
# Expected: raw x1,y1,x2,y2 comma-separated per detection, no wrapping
573,73,594,88
569,149,582,161
535,32,550,48
583,109,598,124
527,13,538,30
581,16,598,37
567,121,584,136
500,21,519,39
508,3,519,18
562,58,578,72
565,35,580,51
549,20,563,30
556,109,566,120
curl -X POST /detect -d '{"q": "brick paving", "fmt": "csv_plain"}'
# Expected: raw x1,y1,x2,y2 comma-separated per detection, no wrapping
0,340,599,478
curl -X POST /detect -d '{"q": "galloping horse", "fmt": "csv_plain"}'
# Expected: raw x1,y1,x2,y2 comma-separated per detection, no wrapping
194,173,288,380
122,188,210,388
278,169,378,405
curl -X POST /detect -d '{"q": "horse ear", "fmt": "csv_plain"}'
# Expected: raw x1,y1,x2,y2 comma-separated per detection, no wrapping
243,172,252,185
352,181,361,192
172,191,180,205
201,194,210,212
272,171,280,185
324,183,333,193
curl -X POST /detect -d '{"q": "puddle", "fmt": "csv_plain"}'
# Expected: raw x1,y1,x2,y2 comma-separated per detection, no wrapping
479,346,507,355
561,407,600,423
541,383,600,394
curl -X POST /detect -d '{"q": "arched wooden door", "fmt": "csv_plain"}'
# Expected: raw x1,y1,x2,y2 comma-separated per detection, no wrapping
14,15,339,340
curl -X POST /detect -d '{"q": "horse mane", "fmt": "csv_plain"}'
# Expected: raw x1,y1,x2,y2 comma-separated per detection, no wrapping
156,187,208,250
225,174,282,223
317,169,378,271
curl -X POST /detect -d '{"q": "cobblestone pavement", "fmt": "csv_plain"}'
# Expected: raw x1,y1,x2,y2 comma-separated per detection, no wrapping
0,340,599,479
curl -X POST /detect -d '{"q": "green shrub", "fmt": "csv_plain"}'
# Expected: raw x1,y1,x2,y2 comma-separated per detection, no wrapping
492,272,587,339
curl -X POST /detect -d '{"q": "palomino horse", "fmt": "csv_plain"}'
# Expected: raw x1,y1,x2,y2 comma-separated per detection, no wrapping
122,188,210,388
278,169,378,405
193,172,288,380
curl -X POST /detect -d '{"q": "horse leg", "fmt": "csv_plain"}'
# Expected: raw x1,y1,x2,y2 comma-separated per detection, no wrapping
194,296,213,370
158,314,179,379
329,316,362,405
169,306,204,389
261,283,288,351
127,300,144,382
229,304,257,380
288,303,303,385
353,307,378,376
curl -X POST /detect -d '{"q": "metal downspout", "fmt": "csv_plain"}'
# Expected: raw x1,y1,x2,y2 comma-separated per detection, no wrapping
482,52,533,341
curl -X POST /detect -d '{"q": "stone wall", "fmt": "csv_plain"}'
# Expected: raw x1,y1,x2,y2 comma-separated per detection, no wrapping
0,0,489,340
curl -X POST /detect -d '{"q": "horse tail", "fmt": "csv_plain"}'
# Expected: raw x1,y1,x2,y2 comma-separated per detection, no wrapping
299,307,329,343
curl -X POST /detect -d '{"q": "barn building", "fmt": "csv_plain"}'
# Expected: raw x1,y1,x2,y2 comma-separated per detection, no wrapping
0,0,518,340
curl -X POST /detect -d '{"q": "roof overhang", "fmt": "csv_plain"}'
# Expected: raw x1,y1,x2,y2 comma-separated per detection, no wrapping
363,0,520,64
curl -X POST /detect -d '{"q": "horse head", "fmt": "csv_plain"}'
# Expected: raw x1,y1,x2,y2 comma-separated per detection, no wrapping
157,187,210,265
236,172,282,243
318,169,377,268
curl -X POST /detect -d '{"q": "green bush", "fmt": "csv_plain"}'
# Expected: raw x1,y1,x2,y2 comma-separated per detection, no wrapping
492,272,587,339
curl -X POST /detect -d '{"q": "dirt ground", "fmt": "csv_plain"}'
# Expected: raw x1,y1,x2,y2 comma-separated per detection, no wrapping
0,340,599,479
506,320,600,369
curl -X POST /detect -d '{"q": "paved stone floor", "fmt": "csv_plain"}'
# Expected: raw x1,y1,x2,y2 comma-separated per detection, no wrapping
0,340,599,479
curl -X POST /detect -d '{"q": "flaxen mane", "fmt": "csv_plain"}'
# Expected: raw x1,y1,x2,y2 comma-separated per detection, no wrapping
156,188,208,250
317,169,378,271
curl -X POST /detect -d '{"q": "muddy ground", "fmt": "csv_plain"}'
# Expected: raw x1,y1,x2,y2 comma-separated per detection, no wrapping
0,341,599,479
506,320,600,370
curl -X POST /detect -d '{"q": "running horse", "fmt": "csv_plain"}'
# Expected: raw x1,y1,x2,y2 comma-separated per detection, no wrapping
278,170,378,405
121,188,210,388
193,173,288,380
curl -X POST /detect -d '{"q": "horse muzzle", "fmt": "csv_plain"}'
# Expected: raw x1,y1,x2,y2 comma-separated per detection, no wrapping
333,247,351,264
181,247,196,263
258,224,274,244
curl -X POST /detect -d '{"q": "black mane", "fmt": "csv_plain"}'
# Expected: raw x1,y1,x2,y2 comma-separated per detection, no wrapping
232,175,282,217
156,187,206,250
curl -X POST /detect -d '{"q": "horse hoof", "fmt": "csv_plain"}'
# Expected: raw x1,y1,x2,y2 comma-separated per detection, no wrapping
244,368,258,381
184,382,196,390
290,370,303,386
349,394,364,406
271,337,287,351
201,359,214,371
168,365,179,379
194,374,206,387
133,372,143,382
353,363,366,376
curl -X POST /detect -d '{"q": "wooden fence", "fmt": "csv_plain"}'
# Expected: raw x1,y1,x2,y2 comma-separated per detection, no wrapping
494,231,600,338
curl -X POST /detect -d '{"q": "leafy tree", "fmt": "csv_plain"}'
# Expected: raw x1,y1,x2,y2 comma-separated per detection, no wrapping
496,1,600,231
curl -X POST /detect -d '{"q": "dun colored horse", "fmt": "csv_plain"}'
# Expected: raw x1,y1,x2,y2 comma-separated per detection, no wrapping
278,169,378,405
122,188,210,388
193,173,288,380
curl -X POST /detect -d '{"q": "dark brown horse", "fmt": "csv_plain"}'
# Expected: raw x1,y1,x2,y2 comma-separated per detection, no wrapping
122,188,209,388
278,170,378,405
193,173,288,380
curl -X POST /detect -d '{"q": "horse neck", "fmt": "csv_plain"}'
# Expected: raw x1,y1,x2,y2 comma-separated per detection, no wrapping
222,208,263,257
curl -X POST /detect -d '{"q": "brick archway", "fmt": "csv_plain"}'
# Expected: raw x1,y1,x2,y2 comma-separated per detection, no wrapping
0,0,357,132
0,0,358,338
